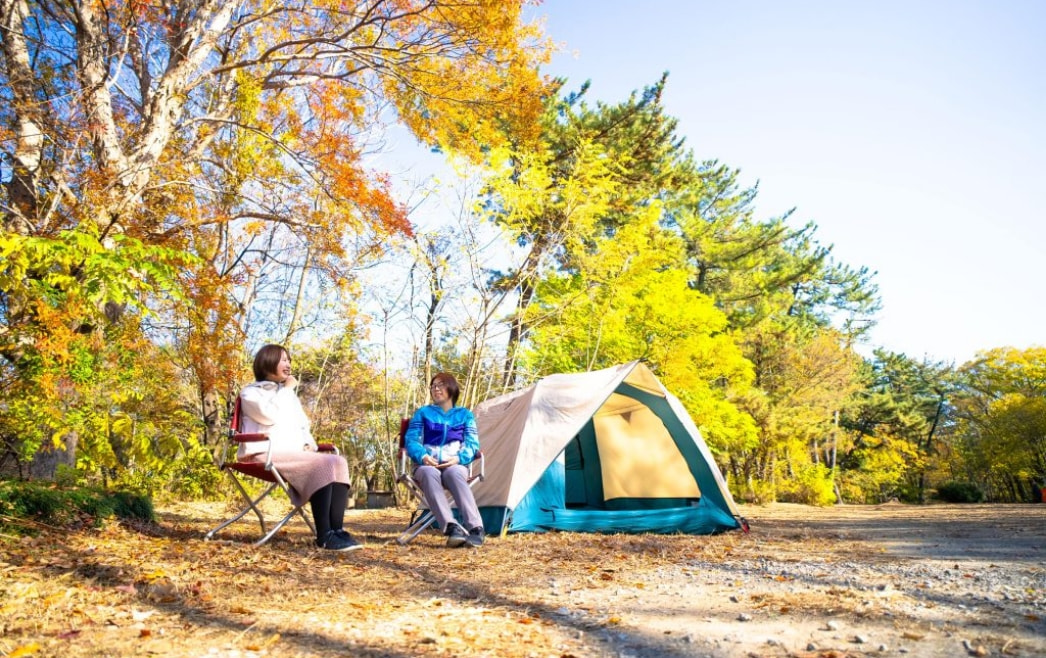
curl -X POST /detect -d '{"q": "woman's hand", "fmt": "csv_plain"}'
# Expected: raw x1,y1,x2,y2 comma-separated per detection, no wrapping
420,455,438,467
437,456,460,469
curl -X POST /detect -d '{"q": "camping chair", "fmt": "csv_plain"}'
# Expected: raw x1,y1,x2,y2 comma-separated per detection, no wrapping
204,395,339,547
394,417,485,545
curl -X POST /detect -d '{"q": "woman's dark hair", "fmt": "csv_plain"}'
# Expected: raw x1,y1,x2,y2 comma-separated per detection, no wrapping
431,372,461,406
253,344,288,382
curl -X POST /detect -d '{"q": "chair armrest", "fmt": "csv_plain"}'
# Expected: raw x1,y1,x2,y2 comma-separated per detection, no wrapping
215,432,268,469
397,447,413,480
463,451,484,481
231,432,269,443
317,443,339,455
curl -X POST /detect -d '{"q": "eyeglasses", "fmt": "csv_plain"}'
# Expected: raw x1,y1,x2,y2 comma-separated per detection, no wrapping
430,382,447,391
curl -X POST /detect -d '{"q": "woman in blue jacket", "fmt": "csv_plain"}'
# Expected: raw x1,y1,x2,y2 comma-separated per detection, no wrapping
405,372,484,548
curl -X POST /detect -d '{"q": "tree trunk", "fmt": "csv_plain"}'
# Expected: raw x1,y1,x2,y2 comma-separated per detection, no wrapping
0,0,40,234
502,241,544,387
284,248,312,343
28,432,78,479
202,387,223,449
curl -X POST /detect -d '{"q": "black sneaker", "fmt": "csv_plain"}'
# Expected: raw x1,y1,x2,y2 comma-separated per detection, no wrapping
336,529,366,548
466,526,485,547
317,529,362,552
445,523,468,548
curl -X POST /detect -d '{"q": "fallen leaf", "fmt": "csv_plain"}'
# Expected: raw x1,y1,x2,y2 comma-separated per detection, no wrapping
263,633,281,647
144,568,167,581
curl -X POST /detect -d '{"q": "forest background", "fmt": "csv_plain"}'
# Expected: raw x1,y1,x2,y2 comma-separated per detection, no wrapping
1,0,1043,511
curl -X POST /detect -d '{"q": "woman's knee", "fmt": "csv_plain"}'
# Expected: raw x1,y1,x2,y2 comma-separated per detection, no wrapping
440,464,468,483
414,464,440,483
322,453,347,467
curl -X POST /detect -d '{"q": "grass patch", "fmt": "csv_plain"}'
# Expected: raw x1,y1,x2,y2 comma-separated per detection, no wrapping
0,480,154,534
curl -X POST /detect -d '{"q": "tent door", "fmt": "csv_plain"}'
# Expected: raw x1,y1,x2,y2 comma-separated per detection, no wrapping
564,436,587,507
564,422,606,508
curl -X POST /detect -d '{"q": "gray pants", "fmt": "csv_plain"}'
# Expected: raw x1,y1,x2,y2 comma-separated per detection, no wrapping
413,464,482,532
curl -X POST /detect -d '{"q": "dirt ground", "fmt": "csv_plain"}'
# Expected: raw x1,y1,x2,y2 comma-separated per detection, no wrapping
1,501,1044,657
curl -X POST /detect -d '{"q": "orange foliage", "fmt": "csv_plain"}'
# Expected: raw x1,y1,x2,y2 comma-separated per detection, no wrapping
2,1,552,459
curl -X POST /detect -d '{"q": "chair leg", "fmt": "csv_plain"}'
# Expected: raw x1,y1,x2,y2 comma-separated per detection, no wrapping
297,506,316,536
396,509,437,546
205,469,318,547
395,474,438,545
253,504,313,547
204,478,278,541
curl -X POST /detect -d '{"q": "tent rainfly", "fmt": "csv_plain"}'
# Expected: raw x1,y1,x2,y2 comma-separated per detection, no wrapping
470,361,748,535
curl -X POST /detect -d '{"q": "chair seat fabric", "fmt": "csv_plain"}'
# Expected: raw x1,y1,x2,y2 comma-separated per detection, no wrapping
237,450,349,508
225,461,279,483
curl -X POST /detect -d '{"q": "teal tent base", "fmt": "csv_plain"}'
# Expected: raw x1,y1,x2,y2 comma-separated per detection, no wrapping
477,507,509,535
508,455,566,531
508,498,739,535
503,456,741,535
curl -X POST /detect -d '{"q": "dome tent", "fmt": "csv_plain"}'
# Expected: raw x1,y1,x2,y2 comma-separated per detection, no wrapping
471,361,747,535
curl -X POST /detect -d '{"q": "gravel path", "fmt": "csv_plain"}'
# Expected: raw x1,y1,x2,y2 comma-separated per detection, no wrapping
552,503,1046,658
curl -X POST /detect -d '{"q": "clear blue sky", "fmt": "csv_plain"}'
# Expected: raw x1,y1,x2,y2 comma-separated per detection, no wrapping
530,1,1045,365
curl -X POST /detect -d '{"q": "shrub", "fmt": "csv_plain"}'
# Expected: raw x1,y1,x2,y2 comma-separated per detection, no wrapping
0,481,154,534
110,489,155,520
834,479,866,504
777,463,837,507
895,481,925,504
732,478,776,504
935,481,984,503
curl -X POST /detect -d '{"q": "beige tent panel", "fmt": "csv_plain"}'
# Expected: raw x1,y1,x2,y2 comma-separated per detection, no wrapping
620,364,665,397
593,394,701,500
593,387,661,417
474,363,639,509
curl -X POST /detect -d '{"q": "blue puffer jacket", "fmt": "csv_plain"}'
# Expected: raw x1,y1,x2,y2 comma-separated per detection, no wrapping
405,404,480,466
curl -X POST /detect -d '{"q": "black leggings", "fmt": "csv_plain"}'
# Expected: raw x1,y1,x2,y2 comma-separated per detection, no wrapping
309,482,349,539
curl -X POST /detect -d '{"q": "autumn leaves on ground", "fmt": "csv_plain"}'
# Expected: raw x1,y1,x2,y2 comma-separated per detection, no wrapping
3,502,1045,658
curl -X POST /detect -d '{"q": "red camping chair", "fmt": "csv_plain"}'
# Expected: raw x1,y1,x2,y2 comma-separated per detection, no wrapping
204,395,339,547
394,417,485,545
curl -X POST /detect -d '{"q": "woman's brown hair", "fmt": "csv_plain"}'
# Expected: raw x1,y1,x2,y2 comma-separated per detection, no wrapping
253,344,288,382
